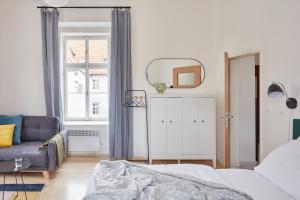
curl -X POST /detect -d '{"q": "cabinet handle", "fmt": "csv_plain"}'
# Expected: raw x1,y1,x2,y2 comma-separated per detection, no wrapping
193,120,197,123
169,120,173,123
202,120,205,123
161,120,164,123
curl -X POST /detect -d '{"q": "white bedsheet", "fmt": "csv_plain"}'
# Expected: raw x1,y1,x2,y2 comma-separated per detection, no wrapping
217,169,294,200
86,163,294,200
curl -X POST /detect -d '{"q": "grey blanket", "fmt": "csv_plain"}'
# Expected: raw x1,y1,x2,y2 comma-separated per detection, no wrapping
83,160,253,200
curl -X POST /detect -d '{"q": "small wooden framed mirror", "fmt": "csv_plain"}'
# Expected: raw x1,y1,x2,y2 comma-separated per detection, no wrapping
173,65,201,88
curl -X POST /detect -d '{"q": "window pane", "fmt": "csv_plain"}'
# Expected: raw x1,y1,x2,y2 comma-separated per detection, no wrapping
67,69,86,118
67,70,86,93
89,40,108,64
67,94,86,118
89,94,108,119
66,40,85,63
89,69,108,93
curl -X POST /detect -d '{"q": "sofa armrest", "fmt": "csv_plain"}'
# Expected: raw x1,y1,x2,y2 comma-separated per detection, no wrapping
48,142,57,172
47,129,68,172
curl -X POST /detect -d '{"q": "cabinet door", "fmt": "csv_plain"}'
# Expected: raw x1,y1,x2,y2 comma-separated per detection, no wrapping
166,98,181,155
198,98,215,155
150,98,167,155
182,98,199,154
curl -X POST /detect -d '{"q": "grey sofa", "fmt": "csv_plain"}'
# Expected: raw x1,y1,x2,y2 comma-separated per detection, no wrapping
0,116,67,178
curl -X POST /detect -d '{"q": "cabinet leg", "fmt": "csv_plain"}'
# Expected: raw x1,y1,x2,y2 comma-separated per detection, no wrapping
213,159,217,168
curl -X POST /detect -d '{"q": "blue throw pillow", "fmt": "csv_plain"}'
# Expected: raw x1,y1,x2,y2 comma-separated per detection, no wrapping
0,115,23,144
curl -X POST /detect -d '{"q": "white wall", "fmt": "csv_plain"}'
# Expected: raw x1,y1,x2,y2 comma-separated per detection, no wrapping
0,0,45,115
2,0,299,163
131,0,216,158
0,0,217,158
230,56,256,168
214,0,300,163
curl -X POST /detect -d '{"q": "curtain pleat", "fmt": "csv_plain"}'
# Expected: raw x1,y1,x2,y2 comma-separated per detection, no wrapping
109,9,133,160
41,9,63,128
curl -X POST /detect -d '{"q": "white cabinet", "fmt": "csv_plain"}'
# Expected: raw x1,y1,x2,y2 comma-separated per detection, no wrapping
182,98,199,155
149,95,216,167
150,98,166,155
198,98,215,155
166,98,182,155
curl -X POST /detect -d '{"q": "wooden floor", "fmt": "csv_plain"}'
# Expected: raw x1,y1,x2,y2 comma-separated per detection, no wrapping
1,157,223,200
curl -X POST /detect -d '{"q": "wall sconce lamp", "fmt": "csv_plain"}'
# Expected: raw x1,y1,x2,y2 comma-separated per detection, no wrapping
267,82,297,109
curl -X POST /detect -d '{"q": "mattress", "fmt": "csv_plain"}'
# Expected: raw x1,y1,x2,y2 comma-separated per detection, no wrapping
85,163,294,200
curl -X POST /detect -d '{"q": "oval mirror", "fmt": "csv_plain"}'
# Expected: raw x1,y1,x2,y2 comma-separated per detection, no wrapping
146,58,205,89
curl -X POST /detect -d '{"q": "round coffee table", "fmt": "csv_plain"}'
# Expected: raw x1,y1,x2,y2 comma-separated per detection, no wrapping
0,159,31,200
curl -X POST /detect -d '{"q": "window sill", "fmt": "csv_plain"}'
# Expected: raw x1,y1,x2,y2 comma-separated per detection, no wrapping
63,121,109,126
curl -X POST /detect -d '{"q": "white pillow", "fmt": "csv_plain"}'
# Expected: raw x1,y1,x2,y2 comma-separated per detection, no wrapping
254,140,300,199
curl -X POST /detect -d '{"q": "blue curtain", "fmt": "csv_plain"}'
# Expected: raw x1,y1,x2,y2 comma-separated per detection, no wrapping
41,9,63,127
109,9,133,160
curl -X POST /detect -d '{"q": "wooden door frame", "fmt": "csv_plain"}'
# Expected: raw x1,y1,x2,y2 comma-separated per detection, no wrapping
224,52,230,168
224,51,260,168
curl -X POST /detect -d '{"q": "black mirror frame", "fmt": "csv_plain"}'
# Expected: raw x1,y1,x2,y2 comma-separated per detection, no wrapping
145,58,206,88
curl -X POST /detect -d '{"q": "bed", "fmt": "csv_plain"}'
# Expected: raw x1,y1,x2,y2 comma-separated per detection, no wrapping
84,138,300,200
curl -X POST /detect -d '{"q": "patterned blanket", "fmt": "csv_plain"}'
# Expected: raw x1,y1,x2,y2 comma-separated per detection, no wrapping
83,160,253,200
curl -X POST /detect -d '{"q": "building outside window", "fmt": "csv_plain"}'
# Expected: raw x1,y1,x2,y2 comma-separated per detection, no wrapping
92,102,100,115
63,36,109,121
92,79,100,90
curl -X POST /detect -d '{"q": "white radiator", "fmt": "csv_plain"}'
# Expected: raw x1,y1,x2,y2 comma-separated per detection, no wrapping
68,130,100,153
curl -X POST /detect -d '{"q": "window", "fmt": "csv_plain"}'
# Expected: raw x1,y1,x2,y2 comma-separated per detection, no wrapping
92,102,100,114
63,36,109,121
92,79,100,90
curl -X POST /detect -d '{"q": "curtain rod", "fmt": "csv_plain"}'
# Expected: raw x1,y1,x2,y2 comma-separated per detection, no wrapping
37,6,131,9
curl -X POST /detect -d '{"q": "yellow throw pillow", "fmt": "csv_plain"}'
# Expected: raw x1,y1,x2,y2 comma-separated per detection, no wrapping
0,124,16,147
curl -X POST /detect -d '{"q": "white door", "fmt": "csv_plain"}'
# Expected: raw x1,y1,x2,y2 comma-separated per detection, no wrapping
198,98,215,155
230,55,256,168
150,98,166,155
166,98,181,155
182,98,199,154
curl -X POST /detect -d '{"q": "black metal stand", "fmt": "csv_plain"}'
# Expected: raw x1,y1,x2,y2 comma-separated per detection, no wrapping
2,172,27,200
2,174,4,200
124,90,149,164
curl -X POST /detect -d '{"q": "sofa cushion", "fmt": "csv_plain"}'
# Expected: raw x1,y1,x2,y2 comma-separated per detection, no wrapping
0,115,23,144
0,124,15,147
21,116,59,141
0,141,48,169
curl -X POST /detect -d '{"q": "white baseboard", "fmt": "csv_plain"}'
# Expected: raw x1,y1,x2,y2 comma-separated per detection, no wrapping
67,152,108,157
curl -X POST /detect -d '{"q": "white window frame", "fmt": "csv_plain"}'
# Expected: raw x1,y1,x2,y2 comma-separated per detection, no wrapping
63,35,110,121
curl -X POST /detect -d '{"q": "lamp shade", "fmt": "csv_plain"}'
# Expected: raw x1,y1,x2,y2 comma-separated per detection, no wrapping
267,83,285,99
267,82,297,109
43,0,70,7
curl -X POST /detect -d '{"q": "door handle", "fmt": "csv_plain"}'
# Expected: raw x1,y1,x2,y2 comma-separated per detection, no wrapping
220,114,233,127
220,114,233,119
